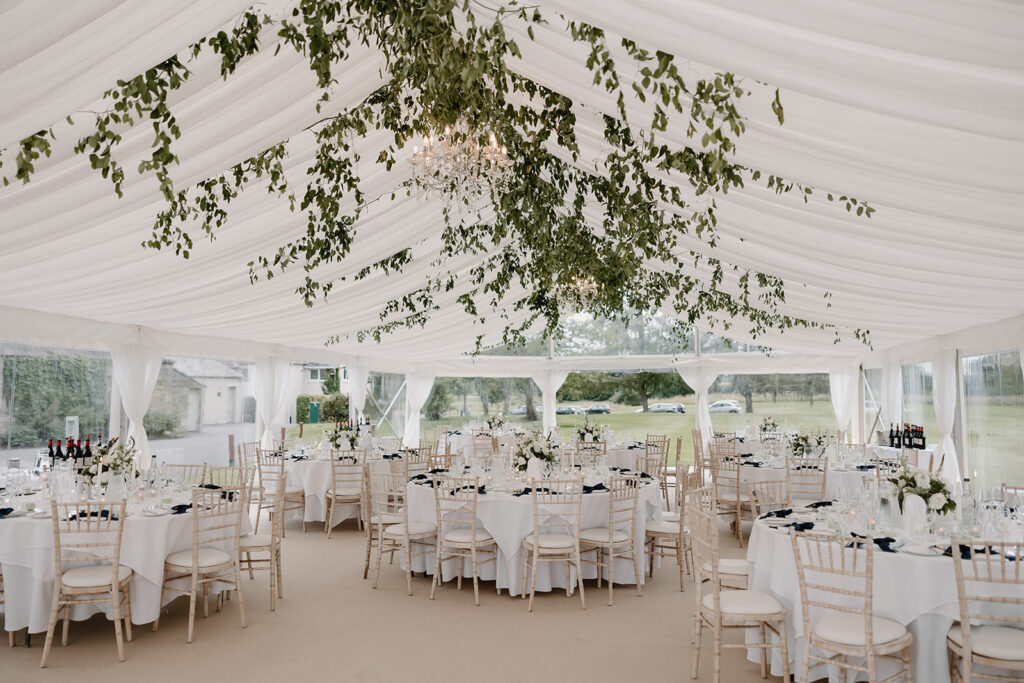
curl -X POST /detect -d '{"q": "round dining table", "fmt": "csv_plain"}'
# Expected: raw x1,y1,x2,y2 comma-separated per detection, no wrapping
738,460,872,499
404,475,663,596
284,453,400,526
0,487,248,635
745,515,1024,683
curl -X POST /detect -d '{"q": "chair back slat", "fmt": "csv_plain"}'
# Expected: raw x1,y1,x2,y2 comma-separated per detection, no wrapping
951,539,1024,631
786,456,828,502
748,478,791,517
530,478,583,539
51,500,128,580
164,463,208,485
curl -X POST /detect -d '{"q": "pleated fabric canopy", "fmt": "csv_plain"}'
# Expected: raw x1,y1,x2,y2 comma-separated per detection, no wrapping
0,0,1022,371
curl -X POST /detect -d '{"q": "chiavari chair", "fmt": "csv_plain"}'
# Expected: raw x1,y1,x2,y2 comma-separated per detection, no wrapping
239,471,283,610
580,476,643,605
1,573,13,646
521,478,586,612
692,428,710,484
747,478,792,518
471,430,497,456
163,463,207,485
691,499,790,683
255,450,305,533
325,449,365,537
206,465,250,488
40,500,132,667
947,538,1024,682
376,436,403,452
430,476,498,605
428,451,462,471
786,456,829,504
709,446,754,547
791,530,912,683
154,487,248,643
573,440,606,468
370,470,436,595
646,468,699,592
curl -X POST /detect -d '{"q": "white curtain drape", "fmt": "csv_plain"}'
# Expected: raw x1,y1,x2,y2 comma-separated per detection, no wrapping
676,364,717,450
829,369,859,439
347,364,368,422
880,361,904,436
254,356,290,449
932,350,962,484
531,369,569,436
402,371,435,448
109,343,163,468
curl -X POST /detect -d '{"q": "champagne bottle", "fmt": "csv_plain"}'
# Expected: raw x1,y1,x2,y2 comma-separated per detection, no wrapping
55,439,64,460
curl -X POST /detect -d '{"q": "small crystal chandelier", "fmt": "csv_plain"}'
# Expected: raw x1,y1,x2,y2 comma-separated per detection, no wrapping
410,117,512,203
557,275,599,312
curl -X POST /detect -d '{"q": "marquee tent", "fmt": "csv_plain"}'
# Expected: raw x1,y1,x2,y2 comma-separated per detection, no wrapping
1,1,1022,468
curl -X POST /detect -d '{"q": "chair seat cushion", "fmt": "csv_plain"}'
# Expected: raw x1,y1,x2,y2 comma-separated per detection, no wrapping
444,528,493,544
382,521,436,538
329,487,361,498
702,589,783,616
524,533,576,550
165,546,232,569
62,564,132,588
579,527,629,544
718,493,751,503
813,613,908,646
370,512,403,525
240,533,273,548
701,558,752,576
285,486,304,496
948,624,1024,661
646,520,682,535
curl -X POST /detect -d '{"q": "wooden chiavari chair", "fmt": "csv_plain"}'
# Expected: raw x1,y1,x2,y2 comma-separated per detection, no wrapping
692,428,710,484
786,456,829,504
325,449,365,537
154,487,247,643
1,573,13,646
747,478,792,518
428,451,462,471
238,441,262,517
521,478,586,612
573,439,606,468
1001,483,1024,507
646,468,699,592
471,430,497,456
791,530,912,683
376,436,403,452
370,470,436,595
580,476,643,605
402,449,430,479
430,476,498,605
760,435,784,457
40,500,132,667
432,424,451,445
875,452,902,482
947,538,1024,682
709,445,754,547
691,499,790,683
163,463,207,485
239,471,284,611
256,450,305,533
206,465,250,488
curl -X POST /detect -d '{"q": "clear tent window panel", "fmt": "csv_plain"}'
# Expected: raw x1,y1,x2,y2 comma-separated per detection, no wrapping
901,362,937,445
863,367,883,443
709,373,833,437
961,350,1024,490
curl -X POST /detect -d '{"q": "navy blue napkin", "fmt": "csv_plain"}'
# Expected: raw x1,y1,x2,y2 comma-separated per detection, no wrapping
512,487,532,497
743,461,763,468
171,504,192,515
808,501,833,509
382,453,400,460
942,544,1000,559
849,533,897,553
199,483,222,490
793,521,815,532
856,464,876,471
761,508,793,519
0,507,13,519
427,468,447,474
740,453,755,458
410,473,428,481
639,472,653,480
290,455,308,461
582,483,608,494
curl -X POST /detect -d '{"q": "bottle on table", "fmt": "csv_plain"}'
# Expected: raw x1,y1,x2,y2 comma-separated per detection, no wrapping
83,438,92,460
47,439,55,464
55,439,64,460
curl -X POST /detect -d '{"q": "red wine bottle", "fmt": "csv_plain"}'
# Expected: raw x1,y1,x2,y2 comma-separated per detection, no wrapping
75,439,82,459
84,438,92,459
55,439,64,459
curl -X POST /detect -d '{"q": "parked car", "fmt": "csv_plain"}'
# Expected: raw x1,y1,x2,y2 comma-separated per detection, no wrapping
509,405,527,415
586,403,611,414
709,400,742,413
635,402,685,413
556,405,586,415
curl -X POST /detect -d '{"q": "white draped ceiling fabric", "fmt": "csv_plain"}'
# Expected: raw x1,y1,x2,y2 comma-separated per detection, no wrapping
253,356,290,449
109,343,163,467
0,1,1022,471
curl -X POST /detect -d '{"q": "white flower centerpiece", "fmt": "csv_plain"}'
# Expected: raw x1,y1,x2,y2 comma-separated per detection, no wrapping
788,430,828,457
485,415,508,432
512,433,558,479
81,436,139,487
887,462,956,515
328,426,360,450
575,421,606,442
759,416,779,436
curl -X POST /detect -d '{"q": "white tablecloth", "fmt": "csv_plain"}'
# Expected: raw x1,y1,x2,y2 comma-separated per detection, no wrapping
405,479,663,596
868,445,936,471
0,495,248,633
606,445,648,470
284,455,395,524
745,518,1022,683
739,463,871,500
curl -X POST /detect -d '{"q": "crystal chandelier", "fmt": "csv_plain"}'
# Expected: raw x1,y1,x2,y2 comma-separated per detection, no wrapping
410,118,512,203
557,275,599,312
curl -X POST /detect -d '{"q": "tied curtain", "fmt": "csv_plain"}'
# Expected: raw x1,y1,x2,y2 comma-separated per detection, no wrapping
880,360,903,435
531,369,569,436
402,371,435,448
828,369,859,440
109,343,163,468
932,350,962,484
347,364,368,422
675,364,716,452
254,356,290,450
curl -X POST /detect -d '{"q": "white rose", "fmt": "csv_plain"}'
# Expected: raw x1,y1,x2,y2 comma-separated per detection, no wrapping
928,493,947,511
914,472,930,489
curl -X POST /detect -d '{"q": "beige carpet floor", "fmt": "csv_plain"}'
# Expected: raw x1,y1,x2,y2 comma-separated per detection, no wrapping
3,517,780,682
